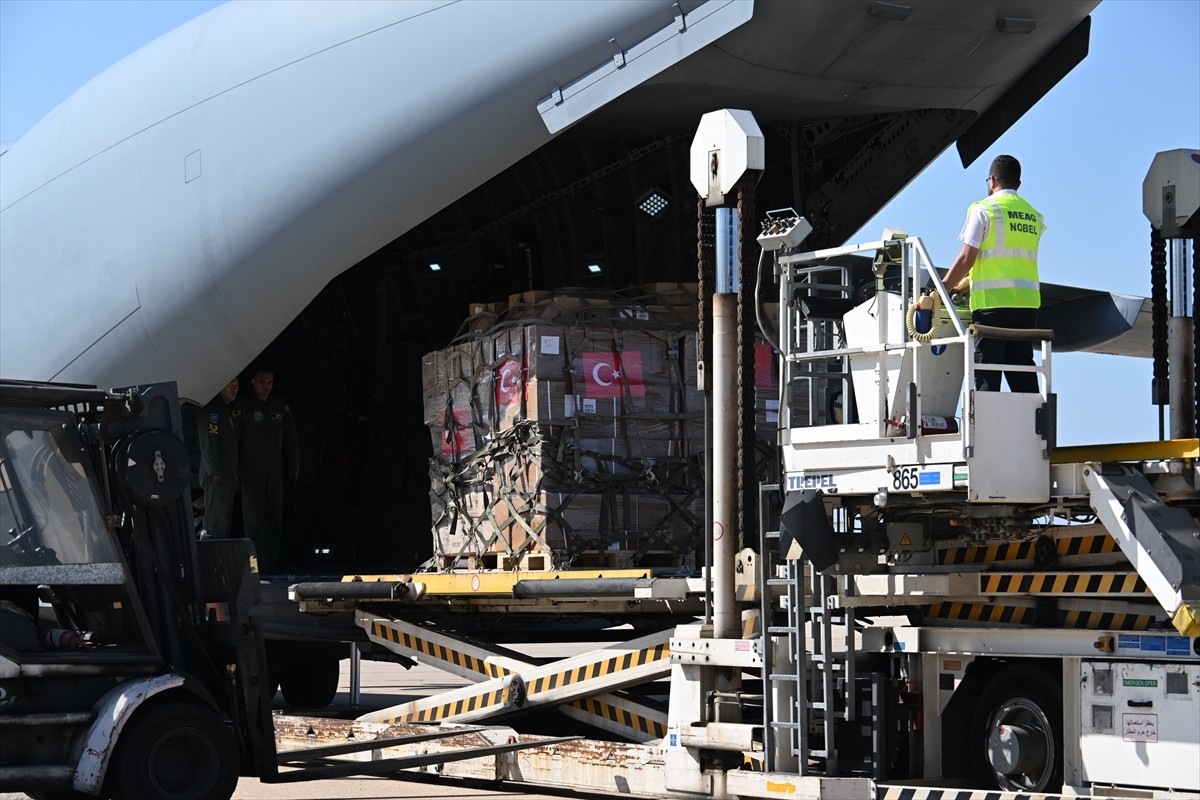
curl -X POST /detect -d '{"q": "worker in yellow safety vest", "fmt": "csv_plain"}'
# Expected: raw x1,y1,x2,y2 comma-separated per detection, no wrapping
942,154,1046,393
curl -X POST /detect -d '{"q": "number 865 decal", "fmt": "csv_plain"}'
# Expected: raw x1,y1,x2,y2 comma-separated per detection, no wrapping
892,466,919,490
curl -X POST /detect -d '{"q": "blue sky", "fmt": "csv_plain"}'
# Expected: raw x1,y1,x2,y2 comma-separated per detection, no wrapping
1,0,1197,444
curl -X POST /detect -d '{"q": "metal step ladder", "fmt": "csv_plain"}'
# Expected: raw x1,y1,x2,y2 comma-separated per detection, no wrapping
806,570,857,775
760,483,874,777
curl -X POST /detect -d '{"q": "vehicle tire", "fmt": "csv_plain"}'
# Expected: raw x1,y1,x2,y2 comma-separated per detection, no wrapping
107,701,238,800
973,664,1063,793
279,657,340,709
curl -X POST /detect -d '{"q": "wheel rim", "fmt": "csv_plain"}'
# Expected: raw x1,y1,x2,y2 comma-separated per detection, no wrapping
146,723,222,800
985,697,1056,792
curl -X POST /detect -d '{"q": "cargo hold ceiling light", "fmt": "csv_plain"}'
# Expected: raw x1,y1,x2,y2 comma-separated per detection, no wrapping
586,262,603,274
428,262,442,271
638,189,670,218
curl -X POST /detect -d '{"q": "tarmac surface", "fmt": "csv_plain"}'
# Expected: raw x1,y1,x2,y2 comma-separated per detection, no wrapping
234,651,594,800
1,643,611,800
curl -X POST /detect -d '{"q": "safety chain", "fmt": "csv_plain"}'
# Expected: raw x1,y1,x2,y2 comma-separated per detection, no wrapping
735,180,758,548
1150,227,1168,408
696,197,716,379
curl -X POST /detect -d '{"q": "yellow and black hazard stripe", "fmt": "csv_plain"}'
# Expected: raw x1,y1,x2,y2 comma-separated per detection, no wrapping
742,754,764,771
526,643,670,696
939,533,1119,566
370,621,510,678
386,685,511,725
1057,533,1121,558
926,602,1154,631
927,602,1034,625
569,697,666,738
940,540,1038,565
979,572,1148,596
1059,608,1156,630
880,785,1086,800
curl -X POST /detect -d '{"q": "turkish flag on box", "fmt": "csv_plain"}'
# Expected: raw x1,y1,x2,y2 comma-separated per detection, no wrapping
582,351,645,399
495,357,523,408
754,343,775,389
438,407,474,456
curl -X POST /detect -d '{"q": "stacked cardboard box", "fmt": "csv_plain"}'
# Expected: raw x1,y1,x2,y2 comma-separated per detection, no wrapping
423,285,705,571
421,286,816,572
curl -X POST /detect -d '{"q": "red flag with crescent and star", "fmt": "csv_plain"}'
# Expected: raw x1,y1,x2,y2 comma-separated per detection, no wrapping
582,351,645,399
754,343,774,388
438,407,473,456
495,357,523,407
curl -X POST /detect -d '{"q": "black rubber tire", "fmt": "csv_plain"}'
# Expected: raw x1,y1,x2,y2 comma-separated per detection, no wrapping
973,664,1063,793
107,701,238,800
279,657,341,709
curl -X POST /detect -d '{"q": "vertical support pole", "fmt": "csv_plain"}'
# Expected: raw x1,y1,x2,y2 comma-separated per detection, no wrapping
698,198,715,626
712,293,739,640
349,641,361,708
1168,239,1196,440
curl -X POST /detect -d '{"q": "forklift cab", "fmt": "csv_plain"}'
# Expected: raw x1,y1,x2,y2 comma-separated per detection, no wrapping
0,381,275,800
0,404,151,657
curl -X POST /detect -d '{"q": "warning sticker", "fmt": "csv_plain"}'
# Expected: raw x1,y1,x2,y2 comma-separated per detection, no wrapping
1122,713,1158,743
1118,634,1192,656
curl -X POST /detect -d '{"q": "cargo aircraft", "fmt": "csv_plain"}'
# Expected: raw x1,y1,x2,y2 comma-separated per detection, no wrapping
4,0,1141,564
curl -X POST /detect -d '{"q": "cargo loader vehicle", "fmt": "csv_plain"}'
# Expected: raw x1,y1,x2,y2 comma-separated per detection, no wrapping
288,132,1199,800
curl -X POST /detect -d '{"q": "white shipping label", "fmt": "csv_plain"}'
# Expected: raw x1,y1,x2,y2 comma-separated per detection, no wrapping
564,395,575,417
582,398,597,414
540,335,560,355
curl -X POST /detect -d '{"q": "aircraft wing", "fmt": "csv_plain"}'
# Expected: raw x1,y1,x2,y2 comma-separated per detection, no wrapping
1038,283,1150,358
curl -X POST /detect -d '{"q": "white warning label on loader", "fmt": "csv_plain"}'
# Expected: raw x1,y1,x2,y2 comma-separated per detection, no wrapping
1122,713,1158,743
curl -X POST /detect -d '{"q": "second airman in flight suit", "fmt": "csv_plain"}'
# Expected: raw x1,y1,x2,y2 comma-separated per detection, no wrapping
236,368,299,571
198,377,240,538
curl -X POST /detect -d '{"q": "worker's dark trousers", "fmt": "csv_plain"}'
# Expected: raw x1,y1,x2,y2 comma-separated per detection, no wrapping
972,307,1039,393
242,475,283,571
202,478,236,539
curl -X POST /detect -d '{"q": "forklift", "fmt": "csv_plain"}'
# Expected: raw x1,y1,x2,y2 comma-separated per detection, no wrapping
0,381,275,798
0,380,579,799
